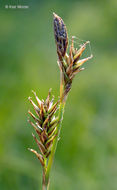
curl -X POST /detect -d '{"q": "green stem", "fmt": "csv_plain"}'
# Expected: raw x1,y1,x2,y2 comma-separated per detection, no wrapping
43,72,66,189
42,168,49,190
46,102,65,178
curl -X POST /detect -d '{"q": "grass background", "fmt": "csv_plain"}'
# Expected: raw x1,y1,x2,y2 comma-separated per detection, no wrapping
0,0,117,189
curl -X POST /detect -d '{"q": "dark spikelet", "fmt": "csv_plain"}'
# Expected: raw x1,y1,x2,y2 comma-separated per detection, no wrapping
53,12,68,57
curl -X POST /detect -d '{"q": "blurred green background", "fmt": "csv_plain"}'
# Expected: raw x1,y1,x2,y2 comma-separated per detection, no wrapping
0,0,117,189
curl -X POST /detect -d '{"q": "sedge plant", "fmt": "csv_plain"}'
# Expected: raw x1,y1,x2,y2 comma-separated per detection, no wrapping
27,13,93,190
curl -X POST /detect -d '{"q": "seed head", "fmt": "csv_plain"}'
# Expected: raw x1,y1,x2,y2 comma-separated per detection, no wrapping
28,90,60,166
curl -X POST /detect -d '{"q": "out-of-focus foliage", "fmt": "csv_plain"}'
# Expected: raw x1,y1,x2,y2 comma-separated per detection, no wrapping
0,0,117,190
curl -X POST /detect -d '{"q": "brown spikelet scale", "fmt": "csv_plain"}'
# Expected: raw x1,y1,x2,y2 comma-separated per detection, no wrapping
28,148,45,167
28,89,59,166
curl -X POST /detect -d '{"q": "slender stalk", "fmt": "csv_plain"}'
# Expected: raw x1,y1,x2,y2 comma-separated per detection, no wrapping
43,71,66,189
42,168,49,190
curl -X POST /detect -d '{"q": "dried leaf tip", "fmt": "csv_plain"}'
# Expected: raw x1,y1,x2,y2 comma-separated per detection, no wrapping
53,12,68,57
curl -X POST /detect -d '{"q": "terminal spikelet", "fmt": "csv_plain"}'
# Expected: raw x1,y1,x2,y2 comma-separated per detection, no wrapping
53,13,93,99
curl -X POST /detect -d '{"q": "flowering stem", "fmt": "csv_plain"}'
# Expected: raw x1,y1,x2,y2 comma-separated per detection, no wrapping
43,72,66,190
